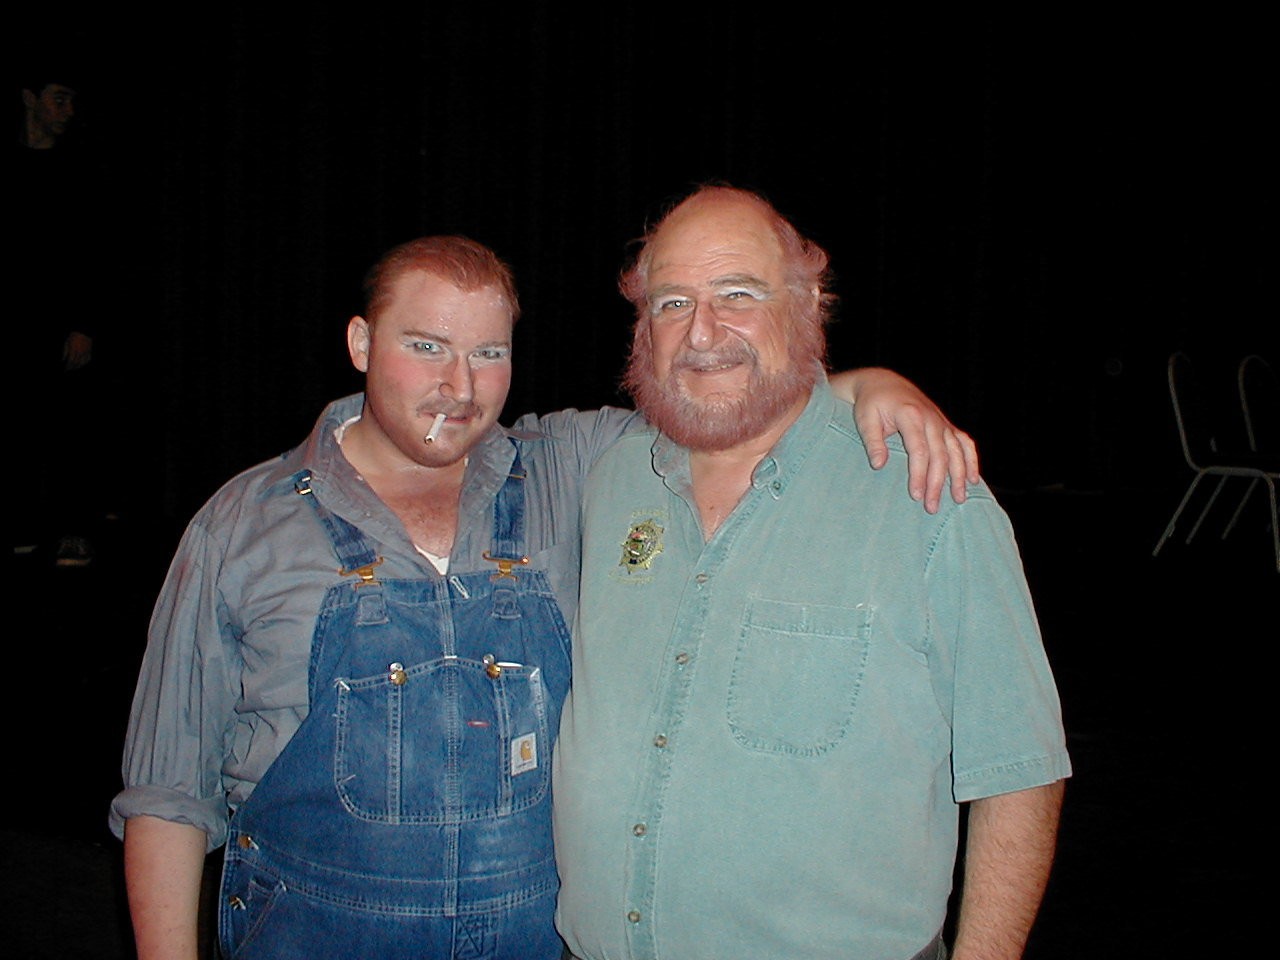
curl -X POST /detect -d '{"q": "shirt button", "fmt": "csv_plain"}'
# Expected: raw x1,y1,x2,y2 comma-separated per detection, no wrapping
633,822,647,836
674,652,689,665
695,573,709,584
627,910,642,924
653,734,668,748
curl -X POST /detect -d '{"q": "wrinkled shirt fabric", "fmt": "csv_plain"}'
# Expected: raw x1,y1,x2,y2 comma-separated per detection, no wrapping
552,380,1072,960
111,394,638,849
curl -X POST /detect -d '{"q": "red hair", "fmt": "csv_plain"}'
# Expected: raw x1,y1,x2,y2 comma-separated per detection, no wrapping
363,235,520,323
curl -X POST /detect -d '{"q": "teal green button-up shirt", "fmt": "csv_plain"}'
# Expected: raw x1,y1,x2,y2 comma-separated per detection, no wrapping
553,380,1071,960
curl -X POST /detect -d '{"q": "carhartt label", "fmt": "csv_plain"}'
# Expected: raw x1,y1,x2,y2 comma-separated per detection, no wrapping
511,733,537,775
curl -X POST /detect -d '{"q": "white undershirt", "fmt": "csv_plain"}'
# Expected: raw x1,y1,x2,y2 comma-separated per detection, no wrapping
418,549,449,575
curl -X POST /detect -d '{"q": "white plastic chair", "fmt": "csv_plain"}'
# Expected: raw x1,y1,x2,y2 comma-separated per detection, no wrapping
1152,352,1279,572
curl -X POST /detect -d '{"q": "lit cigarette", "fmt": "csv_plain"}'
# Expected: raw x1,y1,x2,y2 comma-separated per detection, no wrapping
424,412,447,444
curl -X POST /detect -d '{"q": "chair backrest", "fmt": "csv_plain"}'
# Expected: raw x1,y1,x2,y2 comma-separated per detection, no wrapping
1168,351,1220,468
1238,353,1278,455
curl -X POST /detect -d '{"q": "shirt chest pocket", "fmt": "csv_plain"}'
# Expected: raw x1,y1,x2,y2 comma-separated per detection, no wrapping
727,598,872,757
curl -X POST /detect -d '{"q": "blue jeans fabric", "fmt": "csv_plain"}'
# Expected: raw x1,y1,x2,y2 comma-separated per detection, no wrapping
219,451,571,959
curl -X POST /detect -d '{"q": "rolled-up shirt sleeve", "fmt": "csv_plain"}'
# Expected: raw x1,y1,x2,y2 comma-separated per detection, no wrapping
110,517,242,851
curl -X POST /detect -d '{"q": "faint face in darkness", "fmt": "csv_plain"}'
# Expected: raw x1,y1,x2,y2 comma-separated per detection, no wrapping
24,83,76,142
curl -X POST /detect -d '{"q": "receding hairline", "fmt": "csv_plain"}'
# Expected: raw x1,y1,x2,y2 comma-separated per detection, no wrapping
620,184,834,325
362,235,521,325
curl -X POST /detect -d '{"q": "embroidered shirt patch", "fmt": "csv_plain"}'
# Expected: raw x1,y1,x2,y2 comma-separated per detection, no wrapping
620,519,664,571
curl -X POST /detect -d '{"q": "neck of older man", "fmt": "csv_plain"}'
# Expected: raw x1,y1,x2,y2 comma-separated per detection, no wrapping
688,393,808,540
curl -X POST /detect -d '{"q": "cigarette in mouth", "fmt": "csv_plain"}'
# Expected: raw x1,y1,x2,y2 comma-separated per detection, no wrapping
424,412,447,444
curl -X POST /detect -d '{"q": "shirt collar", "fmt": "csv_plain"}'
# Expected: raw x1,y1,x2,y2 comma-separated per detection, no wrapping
260,393,366,496
259,392,541,501
651,376,837,500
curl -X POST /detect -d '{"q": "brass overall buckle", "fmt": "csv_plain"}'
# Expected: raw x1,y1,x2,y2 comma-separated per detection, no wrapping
482,551,529,580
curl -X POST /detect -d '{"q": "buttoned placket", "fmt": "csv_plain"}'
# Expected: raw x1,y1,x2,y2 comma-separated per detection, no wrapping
621,465,780,959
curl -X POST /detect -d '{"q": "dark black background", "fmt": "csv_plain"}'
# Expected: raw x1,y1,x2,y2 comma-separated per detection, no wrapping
20,7,1274,526
9,7,1274,958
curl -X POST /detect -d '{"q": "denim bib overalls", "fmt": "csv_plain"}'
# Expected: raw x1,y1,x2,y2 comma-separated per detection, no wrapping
219,450,571,959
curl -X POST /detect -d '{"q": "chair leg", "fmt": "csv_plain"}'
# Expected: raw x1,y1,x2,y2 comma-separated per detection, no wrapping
1154,473,1204,557
1186,475,1230,544
1223,478,1259,540
1264,477,1279,574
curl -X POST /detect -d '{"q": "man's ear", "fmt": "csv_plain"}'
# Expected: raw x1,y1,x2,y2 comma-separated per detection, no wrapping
22,89,37,110
347,316,372,373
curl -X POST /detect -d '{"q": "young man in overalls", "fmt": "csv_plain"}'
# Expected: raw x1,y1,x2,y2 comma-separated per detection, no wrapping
112,235,978,959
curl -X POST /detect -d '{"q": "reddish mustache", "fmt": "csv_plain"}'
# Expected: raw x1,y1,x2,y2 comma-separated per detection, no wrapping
671,343,756,371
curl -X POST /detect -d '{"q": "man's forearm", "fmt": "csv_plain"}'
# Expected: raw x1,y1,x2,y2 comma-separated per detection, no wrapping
951,780,1066,960
123,815,209,960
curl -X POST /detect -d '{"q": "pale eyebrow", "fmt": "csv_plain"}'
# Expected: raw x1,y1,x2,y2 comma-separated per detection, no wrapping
710,274,775,295
646,283,693,302
647,275,776,301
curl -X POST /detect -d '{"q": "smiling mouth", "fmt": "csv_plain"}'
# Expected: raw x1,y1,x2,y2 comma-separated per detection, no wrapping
673,341,756,373
678,356,748,374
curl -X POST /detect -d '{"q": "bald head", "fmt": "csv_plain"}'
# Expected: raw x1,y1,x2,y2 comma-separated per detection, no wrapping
620,185,834,335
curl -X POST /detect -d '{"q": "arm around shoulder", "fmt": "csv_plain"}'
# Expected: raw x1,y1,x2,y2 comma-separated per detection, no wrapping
828,367,980,513
515,405,649,475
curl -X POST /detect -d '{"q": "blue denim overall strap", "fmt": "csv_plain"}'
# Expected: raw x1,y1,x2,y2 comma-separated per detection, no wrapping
219,449,571,960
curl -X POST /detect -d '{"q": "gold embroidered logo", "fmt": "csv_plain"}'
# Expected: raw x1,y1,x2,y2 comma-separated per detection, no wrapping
620,519,664,571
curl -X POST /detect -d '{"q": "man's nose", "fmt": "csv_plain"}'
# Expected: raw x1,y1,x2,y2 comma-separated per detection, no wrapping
686,302,720,351
439,356,475,403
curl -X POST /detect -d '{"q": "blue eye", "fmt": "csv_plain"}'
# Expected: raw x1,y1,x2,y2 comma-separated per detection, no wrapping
412,341,442,354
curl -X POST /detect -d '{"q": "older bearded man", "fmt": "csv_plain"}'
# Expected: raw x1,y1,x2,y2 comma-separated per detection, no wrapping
552,186,1071,960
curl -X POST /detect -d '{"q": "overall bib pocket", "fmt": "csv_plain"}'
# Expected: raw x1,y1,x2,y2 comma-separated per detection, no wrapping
333,655,551,823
